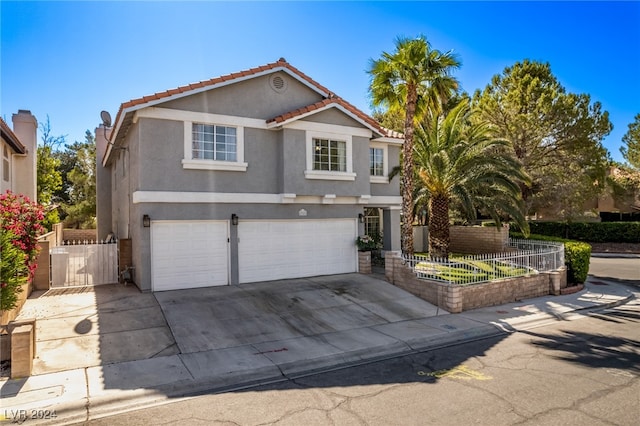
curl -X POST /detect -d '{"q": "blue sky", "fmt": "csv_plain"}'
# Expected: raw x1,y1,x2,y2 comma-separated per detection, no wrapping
1,1,639,162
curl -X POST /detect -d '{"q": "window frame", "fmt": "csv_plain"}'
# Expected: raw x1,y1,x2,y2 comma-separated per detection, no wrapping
182,121,247,171
369,142,389,184
305,131,355,181
2,144,10,182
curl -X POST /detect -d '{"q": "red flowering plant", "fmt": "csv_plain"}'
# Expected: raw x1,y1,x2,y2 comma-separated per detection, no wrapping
0,191,45,311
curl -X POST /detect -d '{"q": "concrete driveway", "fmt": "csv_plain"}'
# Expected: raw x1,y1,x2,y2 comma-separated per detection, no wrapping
15,273,444,378
15,285,178,375
155,273,444,355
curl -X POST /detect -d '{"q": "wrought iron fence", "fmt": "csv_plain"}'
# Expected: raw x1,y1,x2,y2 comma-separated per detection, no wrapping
402,238,565,286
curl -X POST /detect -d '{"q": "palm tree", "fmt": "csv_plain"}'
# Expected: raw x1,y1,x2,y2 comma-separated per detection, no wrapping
369,36,460,255
414,99,530,258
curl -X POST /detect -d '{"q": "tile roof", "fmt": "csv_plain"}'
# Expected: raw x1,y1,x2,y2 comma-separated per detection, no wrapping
106,58,402,162
266,96,402,139
111,58,331,130
0,117,26,154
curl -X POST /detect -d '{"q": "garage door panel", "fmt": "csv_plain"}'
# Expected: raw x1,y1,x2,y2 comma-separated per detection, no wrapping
238,219,357,284
152,221,229,291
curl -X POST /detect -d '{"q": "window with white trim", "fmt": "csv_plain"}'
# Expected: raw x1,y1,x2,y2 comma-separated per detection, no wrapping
370,147,384,176
369,142,389,183
313,138,346,172
305,131,355,181
182,121,247,171
192,124,237,161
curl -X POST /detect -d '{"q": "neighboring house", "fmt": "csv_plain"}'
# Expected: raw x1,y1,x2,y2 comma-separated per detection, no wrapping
535,166,640,222
96,59,403,292
0,110,38,201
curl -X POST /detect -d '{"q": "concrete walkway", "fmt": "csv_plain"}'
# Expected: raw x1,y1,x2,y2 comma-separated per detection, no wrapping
0,273,636,425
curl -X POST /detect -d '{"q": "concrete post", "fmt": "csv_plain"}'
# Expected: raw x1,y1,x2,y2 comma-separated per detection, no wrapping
10,324,34,378
385,250,401,282
358,251,372,274
549,271,561,295
33,241,50,290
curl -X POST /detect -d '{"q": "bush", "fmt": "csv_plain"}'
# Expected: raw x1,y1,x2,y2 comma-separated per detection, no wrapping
511,232,591,284
0,191,45,310
520,221,640,243
1,230,28,311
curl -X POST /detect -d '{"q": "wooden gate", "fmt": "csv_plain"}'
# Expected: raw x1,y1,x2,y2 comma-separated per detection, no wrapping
50,241,118,287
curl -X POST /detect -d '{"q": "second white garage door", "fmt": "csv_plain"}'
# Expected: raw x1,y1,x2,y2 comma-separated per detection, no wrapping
151,221,229,291
238,219,357,284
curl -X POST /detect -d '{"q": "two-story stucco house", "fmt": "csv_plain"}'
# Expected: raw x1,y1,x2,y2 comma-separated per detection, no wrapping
0,110,38,201
96,59,403,292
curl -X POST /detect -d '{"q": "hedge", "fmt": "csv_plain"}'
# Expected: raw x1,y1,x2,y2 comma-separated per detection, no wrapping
518,221,640,243
511,232,591,284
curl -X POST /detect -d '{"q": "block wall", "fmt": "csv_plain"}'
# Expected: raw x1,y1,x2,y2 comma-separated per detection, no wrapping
449,225,509,254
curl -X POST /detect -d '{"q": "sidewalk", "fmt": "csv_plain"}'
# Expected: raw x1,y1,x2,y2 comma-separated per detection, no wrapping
1,276,636,425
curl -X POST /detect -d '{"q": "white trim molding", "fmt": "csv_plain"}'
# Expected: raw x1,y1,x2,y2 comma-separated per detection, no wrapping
135,107,267,130
305,130,355,181
304,170,356,181
182,121,247,171
284,120,371,138
132,191,402,207
369,141,389,184
371,136,404,145
368,196,402,205
272,104,379,136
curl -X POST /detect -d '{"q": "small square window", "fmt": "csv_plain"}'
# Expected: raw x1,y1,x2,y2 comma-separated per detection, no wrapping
313,138,346,172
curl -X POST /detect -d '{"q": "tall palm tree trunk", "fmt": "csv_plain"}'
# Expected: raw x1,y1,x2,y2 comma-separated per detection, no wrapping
428,193,449,258
401,86,417,255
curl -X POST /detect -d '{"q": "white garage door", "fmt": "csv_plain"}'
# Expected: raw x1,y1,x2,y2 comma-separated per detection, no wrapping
238,219,357,284
151,221,229,291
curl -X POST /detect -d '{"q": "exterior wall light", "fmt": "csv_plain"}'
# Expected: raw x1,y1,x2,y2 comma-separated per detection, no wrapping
231,214,239,226
142,214,151,227
358,213,364,224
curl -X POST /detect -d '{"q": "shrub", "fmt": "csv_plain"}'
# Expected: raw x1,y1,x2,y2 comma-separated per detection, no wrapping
356,234,381,251
520,221,640,243
0,191,45,310
511,232,591,284
1,230,28,310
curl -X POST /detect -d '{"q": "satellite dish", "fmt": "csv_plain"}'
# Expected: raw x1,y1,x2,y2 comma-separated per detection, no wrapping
100,110,112,127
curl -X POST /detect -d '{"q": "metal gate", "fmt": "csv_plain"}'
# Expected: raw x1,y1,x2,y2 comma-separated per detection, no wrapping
50,241,118,287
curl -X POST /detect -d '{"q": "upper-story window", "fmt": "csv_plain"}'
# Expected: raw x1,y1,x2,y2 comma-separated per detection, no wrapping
182,121,247,171
192,124,237,162
305,131,355,181
369,142,389,183
370,147,384,176
3,145,10,182
313,138,346,172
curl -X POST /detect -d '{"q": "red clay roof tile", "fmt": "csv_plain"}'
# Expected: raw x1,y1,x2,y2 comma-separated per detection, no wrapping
108,59,401,154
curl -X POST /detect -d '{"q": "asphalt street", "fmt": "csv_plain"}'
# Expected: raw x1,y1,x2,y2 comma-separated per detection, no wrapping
588,256,639,286
83,285,640,425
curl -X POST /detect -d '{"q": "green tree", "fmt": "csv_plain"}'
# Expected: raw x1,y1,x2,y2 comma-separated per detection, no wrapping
621,113,640,169
414,100,529,258
607,163,640,210
37,116,64,229
472,60,611,220
62,131,96,228
369,36,461,254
